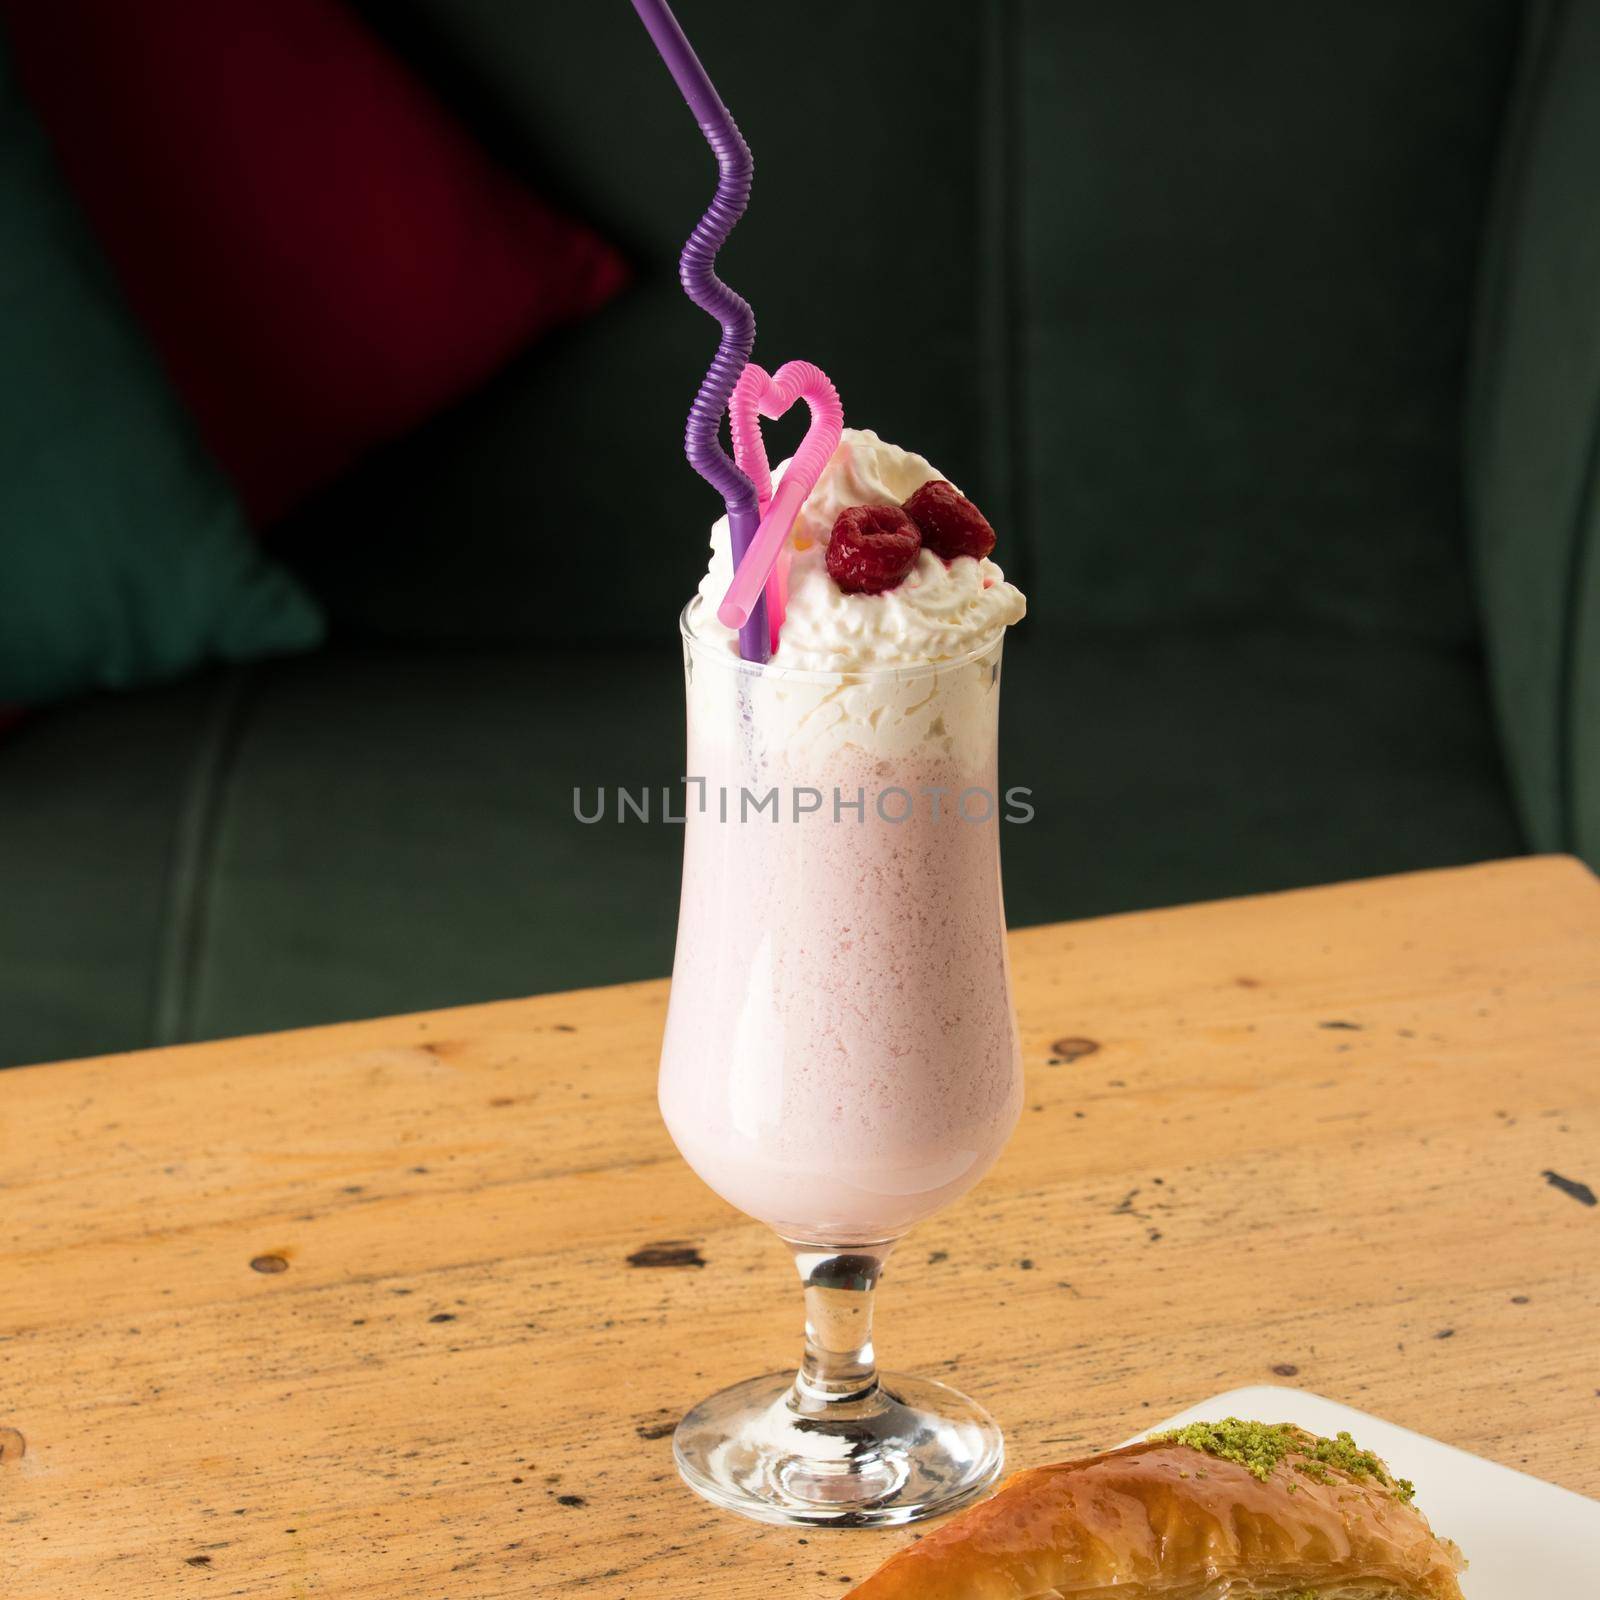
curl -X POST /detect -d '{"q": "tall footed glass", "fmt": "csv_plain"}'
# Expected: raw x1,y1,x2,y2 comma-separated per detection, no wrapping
658,600,1023,1526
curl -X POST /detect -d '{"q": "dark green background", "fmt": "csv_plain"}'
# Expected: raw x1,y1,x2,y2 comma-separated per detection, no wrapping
5,0,1596,1069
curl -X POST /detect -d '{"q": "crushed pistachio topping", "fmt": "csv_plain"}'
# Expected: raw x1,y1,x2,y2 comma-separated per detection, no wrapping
1153,1419,1416,1504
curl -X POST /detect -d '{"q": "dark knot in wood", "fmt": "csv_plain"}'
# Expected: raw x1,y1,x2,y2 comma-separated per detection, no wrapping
1049,1037,1100,1063
626,1243,705,1269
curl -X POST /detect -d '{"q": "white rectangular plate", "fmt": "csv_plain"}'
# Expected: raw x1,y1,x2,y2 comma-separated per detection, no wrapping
1131,1385,1600,1597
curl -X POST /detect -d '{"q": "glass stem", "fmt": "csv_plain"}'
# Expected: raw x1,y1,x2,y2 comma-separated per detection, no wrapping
787,1241,894,1412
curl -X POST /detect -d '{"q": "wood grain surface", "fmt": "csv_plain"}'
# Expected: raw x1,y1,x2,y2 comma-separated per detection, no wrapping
3,856,1598,1597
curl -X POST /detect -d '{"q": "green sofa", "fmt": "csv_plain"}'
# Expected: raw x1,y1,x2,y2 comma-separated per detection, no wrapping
5,0,1595,1069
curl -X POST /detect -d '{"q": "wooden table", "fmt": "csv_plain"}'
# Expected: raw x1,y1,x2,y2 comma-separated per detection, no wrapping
4,857,1598,1597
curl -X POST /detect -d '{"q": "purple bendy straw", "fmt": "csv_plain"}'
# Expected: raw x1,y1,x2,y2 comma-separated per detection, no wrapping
631,0,769,663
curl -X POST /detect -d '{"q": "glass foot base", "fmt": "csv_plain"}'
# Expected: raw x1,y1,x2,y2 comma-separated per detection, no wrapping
672,1370,1004,1528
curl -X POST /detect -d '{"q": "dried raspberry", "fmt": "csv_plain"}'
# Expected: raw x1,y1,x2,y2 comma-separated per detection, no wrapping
825,504,922,594
902,479,996,561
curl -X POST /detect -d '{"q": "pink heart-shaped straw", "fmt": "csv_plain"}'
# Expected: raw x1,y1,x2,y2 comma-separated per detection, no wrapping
721,360,843,650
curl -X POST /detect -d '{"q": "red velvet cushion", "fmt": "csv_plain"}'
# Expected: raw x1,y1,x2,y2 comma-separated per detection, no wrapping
3,0,627,523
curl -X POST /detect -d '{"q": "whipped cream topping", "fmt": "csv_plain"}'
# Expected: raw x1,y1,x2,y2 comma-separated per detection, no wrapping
695,429,1025,672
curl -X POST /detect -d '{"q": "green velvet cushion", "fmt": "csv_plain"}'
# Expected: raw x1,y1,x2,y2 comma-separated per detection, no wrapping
1468,0,1600,859
0,629,1520,1068
1018,0,1519,642
0,672,235,1060
0,36,323,703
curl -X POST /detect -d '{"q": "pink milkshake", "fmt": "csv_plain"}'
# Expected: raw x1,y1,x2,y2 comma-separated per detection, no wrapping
659,426,1027,1527
659,615,1021,1243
